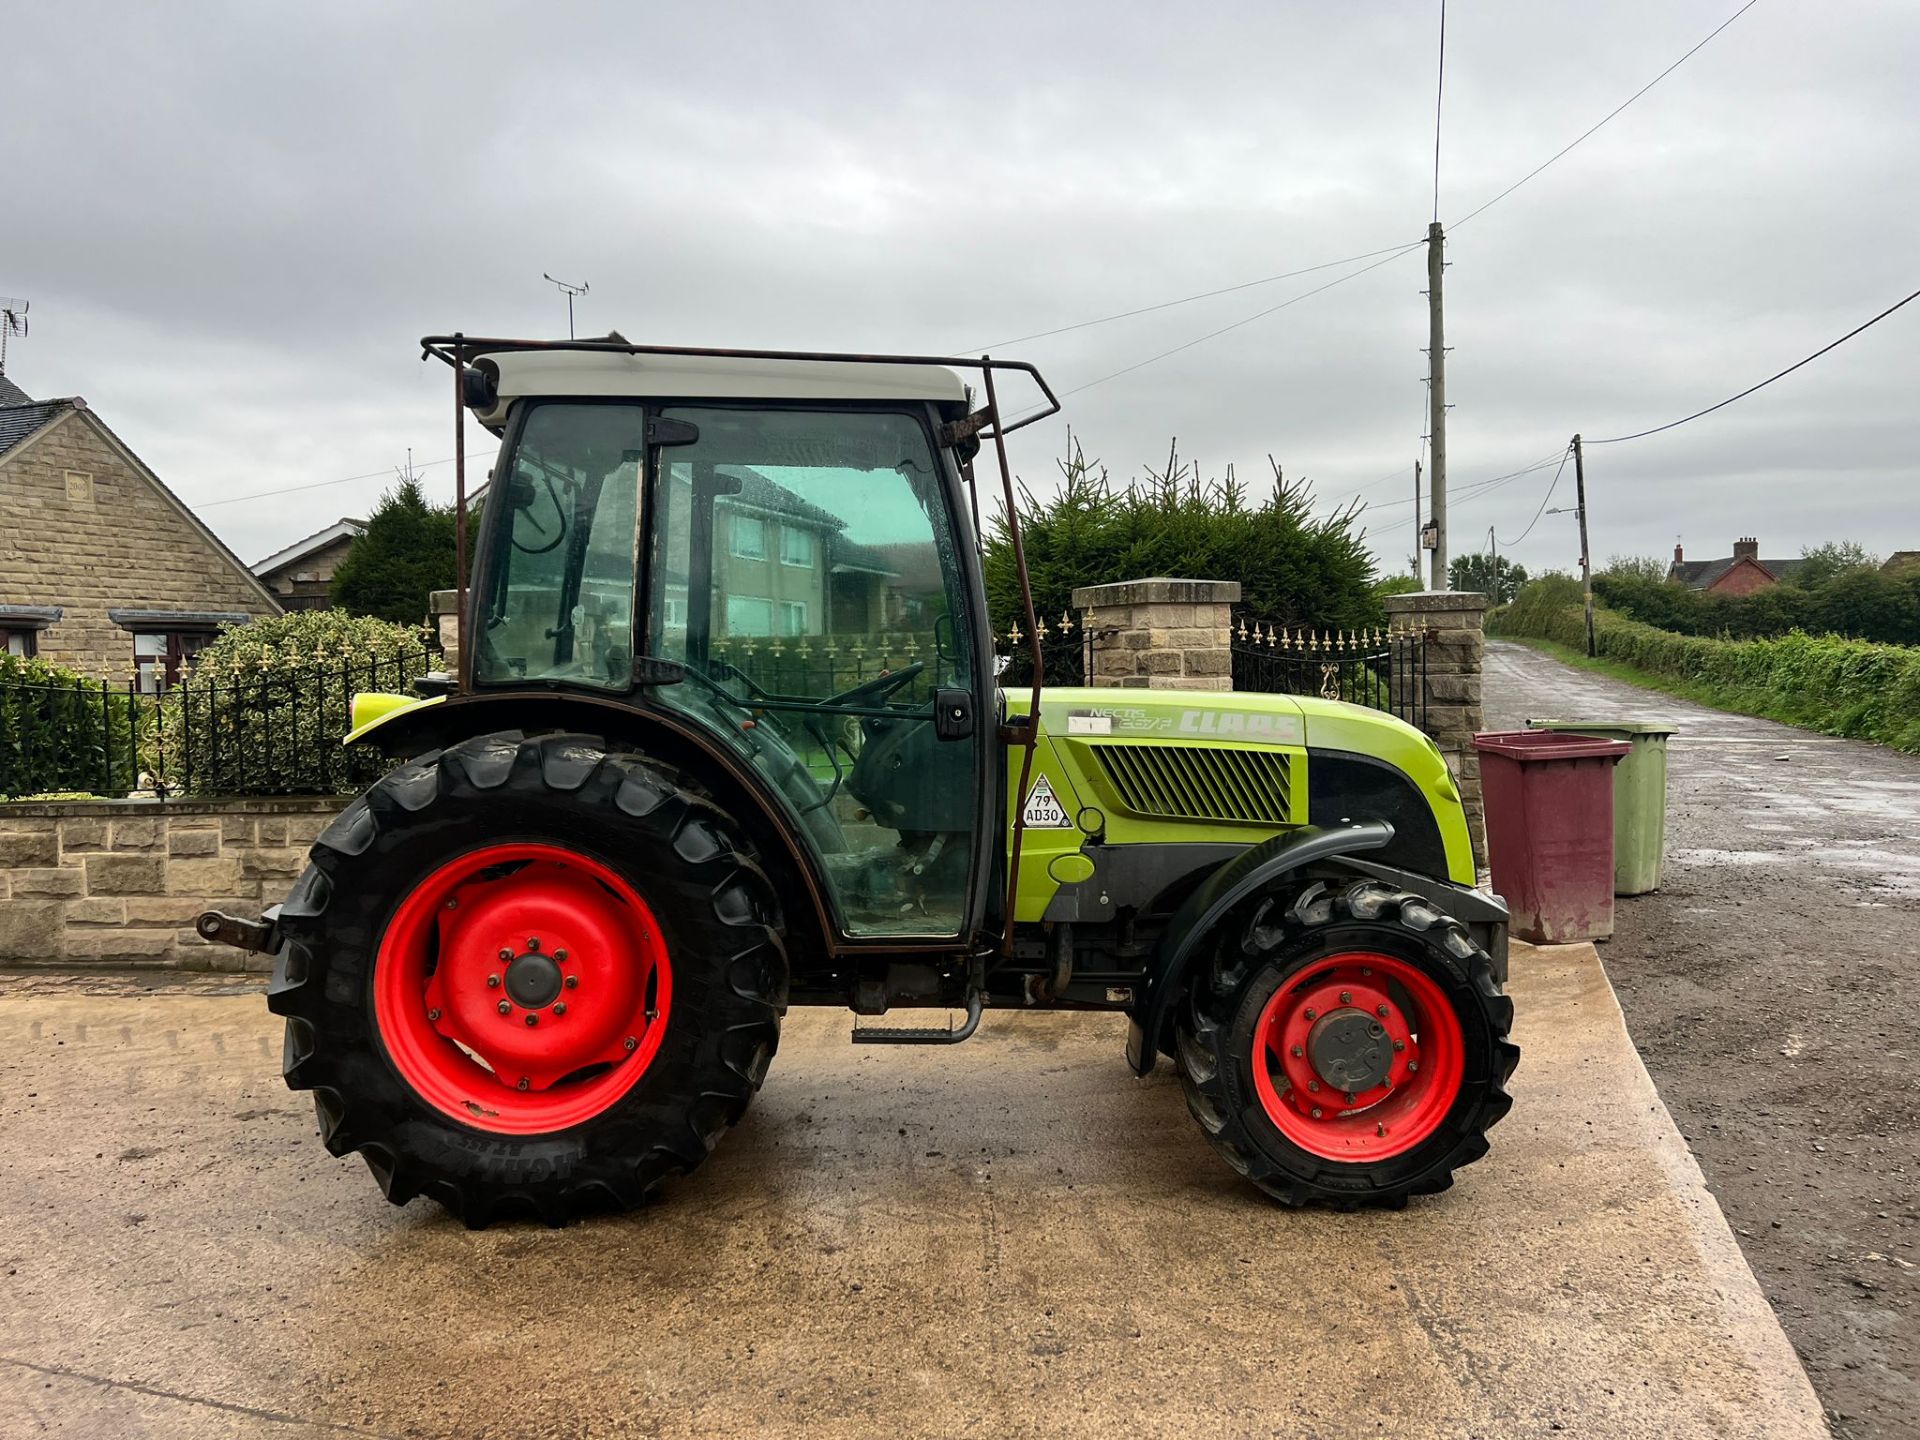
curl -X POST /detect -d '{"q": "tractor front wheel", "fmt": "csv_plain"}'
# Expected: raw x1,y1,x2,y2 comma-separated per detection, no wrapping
267,731,787,1226
1176,879,1517,1207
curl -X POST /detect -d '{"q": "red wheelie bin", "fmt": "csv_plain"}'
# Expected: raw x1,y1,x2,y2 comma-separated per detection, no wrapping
1473,729,1632,944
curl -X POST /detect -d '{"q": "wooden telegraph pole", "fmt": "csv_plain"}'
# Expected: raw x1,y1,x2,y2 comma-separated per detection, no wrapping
1426,222,1449,590
1572,434,1595,656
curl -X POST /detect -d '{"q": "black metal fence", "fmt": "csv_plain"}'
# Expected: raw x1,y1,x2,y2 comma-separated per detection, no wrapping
998,611,1091,687
709,631,944,707
0,655,420,800
1230,618,1427,731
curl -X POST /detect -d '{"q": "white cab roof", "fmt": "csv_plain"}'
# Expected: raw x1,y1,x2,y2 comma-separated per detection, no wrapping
473,348,967,429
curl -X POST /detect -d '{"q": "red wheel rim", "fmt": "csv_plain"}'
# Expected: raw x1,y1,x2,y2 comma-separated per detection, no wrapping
1250,950,1464,1161
372,842,671,1135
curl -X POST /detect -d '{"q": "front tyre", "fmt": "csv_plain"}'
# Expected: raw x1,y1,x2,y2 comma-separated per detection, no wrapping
1176,879,1517,1208
267,731,787,1226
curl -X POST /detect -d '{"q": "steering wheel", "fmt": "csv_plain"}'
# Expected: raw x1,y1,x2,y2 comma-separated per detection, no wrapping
822,662,926,709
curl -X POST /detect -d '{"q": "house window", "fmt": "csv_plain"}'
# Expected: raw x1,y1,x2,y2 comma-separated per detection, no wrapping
778,600,808,636
1,628,36,658
663,592,688,629
0,606,62,659
133,631,213,693
780,525,813,567
730,514,766,560
724,596,773,636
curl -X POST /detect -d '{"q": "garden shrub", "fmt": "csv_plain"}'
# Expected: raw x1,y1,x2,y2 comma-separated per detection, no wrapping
0,653,142,798
149,610,431,796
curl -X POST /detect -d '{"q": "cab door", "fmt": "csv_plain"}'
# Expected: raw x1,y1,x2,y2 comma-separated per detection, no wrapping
646,404,986,940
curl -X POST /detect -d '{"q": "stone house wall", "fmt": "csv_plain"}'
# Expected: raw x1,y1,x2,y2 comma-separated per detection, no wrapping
0,404,280,678
0,798,346,973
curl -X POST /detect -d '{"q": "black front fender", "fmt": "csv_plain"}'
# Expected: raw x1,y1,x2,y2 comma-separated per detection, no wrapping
1124,821,1395,1076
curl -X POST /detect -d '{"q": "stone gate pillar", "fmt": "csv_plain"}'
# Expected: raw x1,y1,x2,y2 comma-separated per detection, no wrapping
1384,590,1489,868
1069,578,1241,691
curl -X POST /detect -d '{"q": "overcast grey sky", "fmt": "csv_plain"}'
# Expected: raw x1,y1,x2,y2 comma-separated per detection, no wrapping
4,1,1915,580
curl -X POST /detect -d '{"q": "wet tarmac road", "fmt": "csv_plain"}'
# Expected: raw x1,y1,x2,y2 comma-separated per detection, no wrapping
1486,638,1920,1438
0,945,1820,1439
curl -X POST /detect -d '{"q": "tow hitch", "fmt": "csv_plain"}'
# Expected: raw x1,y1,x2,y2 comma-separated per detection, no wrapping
195,907,283,955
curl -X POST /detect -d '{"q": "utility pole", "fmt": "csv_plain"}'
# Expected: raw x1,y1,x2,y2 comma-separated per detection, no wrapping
543,274,589,339
1413,459,1423,581
1572,433,1595,656
1488,525,1499,604
1425,222,1449,590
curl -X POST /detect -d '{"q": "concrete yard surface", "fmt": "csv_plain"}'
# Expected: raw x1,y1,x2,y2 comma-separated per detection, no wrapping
0,945,1823,1439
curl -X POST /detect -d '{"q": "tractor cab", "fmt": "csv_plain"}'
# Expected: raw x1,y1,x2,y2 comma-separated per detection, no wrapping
453,340,1054,945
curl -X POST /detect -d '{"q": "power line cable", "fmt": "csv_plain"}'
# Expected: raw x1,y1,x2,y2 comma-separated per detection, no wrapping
965,241,1423,352
1451,0,1762,229
193,451,483,510
1432,0,1448,224
1052,241,1426,403
1363,447,1567,515
1589,283,1920,444
1495,443,1573,546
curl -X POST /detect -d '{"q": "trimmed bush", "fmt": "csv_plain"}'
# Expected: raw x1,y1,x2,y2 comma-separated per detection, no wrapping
1492,581,1920,753
0,653,142,798
150,611,431,795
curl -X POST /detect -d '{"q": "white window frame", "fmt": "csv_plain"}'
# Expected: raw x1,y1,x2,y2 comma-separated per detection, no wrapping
729,514,767,561
779,525,814,568
778,600,808,636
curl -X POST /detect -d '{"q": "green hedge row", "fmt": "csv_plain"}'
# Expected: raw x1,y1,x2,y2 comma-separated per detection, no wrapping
1490,579,1920,754
0,653,142,798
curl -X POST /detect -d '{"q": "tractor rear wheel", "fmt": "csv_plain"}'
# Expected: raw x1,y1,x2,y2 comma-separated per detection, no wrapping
267,731,787,1226
1175,879,1517,1208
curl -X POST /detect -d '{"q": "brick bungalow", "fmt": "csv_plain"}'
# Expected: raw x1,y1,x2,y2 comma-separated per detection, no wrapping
0,373,280,687
1667,537,1806,595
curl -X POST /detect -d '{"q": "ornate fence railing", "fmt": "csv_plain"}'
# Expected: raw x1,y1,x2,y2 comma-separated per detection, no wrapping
998,611,1090,687
1230,619,1427,731
709,631,945,707
0,655,421,800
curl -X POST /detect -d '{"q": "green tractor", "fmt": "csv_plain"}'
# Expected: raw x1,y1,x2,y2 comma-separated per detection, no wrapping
200,336,1516,1225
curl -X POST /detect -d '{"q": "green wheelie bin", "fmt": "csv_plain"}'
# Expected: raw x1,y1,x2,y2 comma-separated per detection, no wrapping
1526,719,1677,895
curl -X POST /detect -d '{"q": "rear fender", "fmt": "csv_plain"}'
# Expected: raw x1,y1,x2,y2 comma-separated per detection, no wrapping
339,690,843,968
1124,821,1394,1075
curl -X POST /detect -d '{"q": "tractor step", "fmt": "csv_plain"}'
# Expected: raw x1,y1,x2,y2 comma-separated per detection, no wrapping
850,991,983,1046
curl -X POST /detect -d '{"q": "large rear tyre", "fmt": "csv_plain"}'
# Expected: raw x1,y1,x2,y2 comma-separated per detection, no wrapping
267,731,787,1227
1176,879,1517,1208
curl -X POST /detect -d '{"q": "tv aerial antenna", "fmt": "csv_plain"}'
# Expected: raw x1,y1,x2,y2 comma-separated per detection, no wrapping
542,274,588,339
0,298,27,376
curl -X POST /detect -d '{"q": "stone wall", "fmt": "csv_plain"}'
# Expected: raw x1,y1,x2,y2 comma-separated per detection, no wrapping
0,798,347,973
0,405,279,679
1384,590,1488,866
1070,578,1241,690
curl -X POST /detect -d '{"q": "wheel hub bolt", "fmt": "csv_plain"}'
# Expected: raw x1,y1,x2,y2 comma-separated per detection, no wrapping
427,1008,440,1021
552,1002,567,1017
497,1000,512,1015
565,975,579,989
487,974,501,989
526,938,541,952
444,898,458,910
517,1077,530,1091
525,1014,539,1027
554,949,568,963
498,948,513,962
1406,1059,1419,1073
1310,1107,1324,1119
1393,1040,1406,1053
624,1036,638,1051
1376,1004,1390,1018
1339,991,1352,1005
1290,1044,1304,1058
1303,1008,1318,1021
1307,1080,1321,1093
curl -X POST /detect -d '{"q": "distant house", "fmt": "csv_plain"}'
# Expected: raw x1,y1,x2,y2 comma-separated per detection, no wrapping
0,373,280,687
253,517,367,611
1667,537,1806,595
1883,551,1920,578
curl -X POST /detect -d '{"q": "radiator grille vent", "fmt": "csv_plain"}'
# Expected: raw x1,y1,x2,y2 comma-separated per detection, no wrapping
1089,743,1292,825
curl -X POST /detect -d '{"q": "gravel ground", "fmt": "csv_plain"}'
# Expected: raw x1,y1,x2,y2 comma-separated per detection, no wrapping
1485,638,1920,1439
